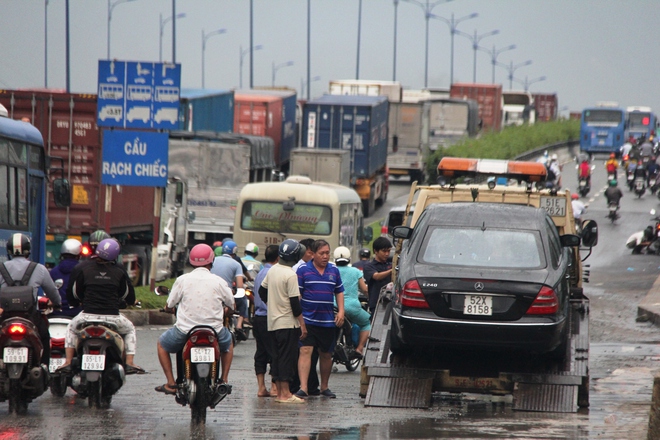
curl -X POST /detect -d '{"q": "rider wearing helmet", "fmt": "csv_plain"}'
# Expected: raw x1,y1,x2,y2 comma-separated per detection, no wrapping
571,193,586,223
241,242,264,274
87,230,110,255
605,179,623,207
59,238,144,374
49,239,84,317
155,244,235,394
0,233,61,365
257,239,306,403
548,154,562,188
351,248,371,271
212,240,249,341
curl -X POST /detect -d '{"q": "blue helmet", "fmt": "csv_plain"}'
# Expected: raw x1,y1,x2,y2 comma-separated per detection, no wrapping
278,239,301,262
222,240,238,255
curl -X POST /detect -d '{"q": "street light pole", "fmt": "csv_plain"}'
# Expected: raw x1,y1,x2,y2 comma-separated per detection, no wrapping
45,0,49,88
513,75,546,92
429,12,478,86
497,59,532,90
272,61,294,87
401,0,452,88
307,0,311,99
392,0,399,81
202,28,226,88
160,12,186,62
477,44,516,84
356,0,362,79
455,28,499,83
300,75,321,98
239,44,263,89
107,0,136,60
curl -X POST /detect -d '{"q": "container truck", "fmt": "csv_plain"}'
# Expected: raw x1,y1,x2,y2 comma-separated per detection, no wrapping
532,93,558,122
302,94,389,217
0,89,158,284
423,98,480,150
233,89,297,170
502,91,536,126
329,79,402,102
450,83,503,132
289,148,351,187
178,88,234,132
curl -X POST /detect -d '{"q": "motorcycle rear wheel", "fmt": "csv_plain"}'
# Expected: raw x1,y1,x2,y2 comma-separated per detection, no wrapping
191,376,209,425
88,380,101,408
50,374,67,397
9,380,28,415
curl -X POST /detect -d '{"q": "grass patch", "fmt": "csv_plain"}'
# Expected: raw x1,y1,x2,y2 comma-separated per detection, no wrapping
132,279,174,310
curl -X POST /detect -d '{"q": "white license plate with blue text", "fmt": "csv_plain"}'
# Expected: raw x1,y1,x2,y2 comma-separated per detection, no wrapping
463,295,493,316
3,347,28,363
190,347,214,363
82,354,105,371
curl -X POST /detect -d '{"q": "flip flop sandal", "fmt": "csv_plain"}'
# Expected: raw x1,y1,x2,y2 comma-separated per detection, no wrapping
125,365,147,375
275,395,305,404
155,384,177,395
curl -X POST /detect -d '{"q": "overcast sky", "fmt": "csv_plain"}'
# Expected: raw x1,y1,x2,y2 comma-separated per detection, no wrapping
2,0,659,115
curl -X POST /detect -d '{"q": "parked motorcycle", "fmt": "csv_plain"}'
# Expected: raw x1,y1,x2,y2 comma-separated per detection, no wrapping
626,210,660,254
160,308,232,425
332,314,361,372
0,298,50,414
634,176,646,198
607,203,620,223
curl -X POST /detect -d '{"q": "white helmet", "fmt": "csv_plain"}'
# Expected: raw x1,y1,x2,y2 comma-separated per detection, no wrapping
551,154,558,161
60,238,82,257
333,246,351,264
245,242,259,256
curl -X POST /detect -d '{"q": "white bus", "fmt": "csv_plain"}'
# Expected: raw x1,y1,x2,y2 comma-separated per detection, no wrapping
233,175,372,261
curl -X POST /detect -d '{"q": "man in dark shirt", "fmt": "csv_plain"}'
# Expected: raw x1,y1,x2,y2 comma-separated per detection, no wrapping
363,237,393,315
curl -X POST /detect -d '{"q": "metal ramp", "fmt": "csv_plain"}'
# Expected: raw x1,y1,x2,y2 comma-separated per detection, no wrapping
361,293,589,413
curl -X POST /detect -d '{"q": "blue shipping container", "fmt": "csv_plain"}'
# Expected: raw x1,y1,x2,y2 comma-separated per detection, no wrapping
302,94,388,178
236,89,297,166
178,88,234,133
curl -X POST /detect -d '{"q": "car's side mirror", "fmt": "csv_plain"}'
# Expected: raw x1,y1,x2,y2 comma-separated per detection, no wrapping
52,178,71,208
392,226,413,240
580,220,598,247
560,234,581,247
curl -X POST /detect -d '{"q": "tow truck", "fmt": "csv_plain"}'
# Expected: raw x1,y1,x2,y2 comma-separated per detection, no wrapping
360,157,598,413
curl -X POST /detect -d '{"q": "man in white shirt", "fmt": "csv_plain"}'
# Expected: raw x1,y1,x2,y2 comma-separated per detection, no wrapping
155,244,235,395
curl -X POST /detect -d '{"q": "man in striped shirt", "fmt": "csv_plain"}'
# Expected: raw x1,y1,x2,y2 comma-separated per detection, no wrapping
295,240,345,399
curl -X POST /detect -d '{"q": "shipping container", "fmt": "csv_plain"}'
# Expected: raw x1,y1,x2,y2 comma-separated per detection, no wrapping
329,79,402,102
290,148,350,186
532,93,559,122
234,89,296,168
178,88,234,132
450,83,503,132
401,88,449,103
0,89,157,269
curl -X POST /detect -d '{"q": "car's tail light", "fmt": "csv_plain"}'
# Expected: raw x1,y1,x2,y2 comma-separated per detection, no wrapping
401,279,430,309
8,323,26,341
526,286,559,315
381,224,388,235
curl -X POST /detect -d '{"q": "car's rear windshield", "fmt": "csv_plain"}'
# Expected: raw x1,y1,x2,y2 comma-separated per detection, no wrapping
419,227,545,269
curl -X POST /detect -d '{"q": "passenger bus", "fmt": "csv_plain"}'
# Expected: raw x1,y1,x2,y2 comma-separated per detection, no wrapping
0,108,49,263
626,106,657,141
579,105,626,155
233,175,372,261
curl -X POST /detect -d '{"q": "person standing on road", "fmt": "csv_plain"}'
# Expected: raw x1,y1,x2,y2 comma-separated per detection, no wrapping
155,244,235,395
295,239,345,399
258,239,307,404
363,237,393,316
211,241,249,341
252,245,279,397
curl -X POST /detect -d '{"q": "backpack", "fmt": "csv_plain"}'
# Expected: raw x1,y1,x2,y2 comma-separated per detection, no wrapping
545,164,556,181
0,262,37,313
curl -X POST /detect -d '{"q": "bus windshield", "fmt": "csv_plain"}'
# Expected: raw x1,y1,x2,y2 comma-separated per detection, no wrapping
628,112,651,129
240,201,333,235
583,109,623,126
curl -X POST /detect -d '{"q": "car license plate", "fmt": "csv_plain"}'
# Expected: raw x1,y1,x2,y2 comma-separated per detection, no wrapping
540,197,566,217
190,347,214,363
463,295,493,316
49,357,66,373
82,354,105,371
194,232,206,240
3,347,28,363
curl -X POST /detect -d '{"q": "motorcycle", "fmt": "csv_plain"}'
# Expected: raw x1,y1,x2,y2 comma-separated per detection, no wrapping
160,308,232,425
607,203,620,223
0,298,50,414
626,210,660,254
46,312,71,397
578,177,590,197
332,313,361,372
634,176,646,198
67,319,127,408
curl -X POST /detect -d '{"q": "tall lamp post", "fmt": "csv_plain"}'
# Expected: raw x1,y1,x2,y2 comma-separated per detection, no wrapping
239,44,263,89
107,0,136,59
356,0,362,79
478,44,516,84
300,75,321,98
497,59,532,90
201,28,226,88
45,0,49,87
455,28,499,83
160,12,186,62
429,12,477,86
272,61,294,87
514,75,546,92
392,0,399,81
401,0,453,88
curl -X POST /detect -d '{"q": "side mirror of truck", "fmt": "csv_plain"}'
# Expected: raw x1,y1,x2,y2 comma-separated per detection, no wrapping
392,226,413,240
174,181,184,207
581,220,598,248
52,178,71,208
362,226,373,244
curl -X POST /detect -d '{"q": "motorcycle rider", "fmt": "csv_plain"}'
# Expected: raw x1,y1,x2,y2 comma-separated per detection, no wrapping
605,153,619,177
577,157,591,188
49,239,83,318
0,233,61,365
58,238,144,374
351,248,371,271
211,240,248,341
241,242,264,274
640,137,655,160
548,154,562,188
605,179,624,207
155,244,235,395
571,193,586,228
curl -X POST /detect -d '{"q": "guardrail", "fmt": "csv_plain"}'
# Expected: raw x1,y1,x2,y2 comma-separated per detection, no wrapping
515,140,580,162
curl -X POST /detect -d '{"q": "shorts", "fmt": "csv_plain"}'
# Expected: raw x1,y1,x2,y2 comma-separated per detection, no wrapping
235,296,248,318
299,324,336,353
159,325,232,353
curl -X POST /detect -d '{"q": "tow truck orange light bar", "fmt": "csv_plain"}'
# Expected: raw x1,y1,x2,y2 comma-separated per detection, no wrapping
437,157,547,183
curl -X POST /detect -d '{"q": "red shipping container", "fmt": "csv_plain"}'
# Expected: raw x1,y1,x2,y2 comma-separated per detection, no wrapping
234,93,283,165
532,93,558,122
450,83,503,132
0,90,156,239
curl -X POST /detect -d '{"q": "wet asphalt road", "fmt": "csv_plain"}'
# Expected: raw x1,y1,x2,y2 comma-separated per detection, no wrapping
2,161,660,439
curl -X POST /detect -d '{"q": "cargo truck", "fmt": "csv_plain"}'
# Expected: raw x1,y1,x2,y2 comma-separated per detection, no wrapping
502,91,536,126
329,79,402,102
450,83,503,132
289,148,350,187
178,88,234,132
532,93,558,122
0,89,158,284
302,95,389,217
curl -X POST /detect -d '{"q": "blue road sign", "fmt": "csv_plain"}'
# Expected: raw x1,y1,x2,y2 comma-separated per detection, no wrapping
101,130,169,187
97,60,181,130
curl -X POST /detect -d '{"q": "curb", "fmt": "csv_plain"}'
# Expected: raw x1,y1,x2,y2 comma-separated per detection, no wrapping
637,275,660,326
121,309,175,326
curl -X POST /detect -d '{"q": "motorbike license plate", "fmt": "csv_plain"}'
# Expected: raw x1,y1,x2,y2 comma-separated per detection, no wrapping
463,295,493,316
82,354,105,371
190,347,215,363
49,357,66,373
3,347,28,363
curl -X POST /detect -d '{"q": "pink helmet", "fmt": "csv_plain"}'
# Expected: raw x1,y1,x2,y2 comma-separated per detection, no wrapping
189,244,215,267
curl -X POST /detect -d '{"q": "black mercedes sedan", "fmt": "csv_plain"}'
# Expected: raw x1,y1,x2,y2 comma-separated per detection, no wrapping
389,202,581,359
